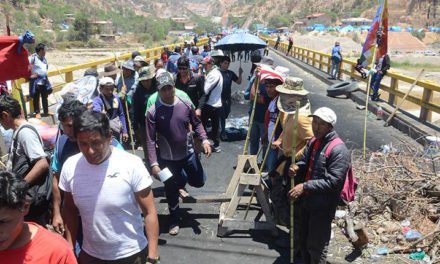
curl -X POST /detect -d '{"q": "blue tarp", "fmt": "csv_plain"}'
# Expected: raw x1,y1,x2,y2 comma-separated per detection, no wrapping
389,26,401,32
340,25,355,32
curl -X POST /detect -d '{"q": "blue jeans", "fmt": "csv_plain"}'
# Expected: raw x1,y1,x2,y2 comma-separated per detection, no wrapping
330,57,341,79
249,121,267,158
370,72,385,99
266,148,279,173
160,153,206,224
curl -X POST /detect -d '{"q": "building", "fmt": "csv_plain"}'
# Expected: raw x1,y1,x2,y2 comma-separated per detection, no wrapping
90,20,113,35
302,13,332,26
341,18,372,27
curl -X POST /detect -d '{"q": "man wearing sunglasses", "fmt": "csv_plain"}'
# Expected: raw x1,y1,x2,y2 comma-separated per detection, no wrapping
175,56,205,114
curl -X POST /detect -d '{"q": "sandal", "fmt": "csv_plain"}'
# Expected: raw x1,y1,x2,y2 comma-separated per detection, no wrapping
169,225,180,235
179,188,189,198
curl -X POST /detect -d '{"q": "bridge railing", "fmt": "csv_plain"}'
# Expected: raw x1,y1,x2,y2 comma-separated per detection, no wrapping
261,36,440,125
12,38,208,111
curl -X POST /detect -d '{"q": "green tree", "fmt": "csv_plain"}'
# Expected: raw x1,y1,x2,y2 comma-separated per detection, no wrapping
73,15,91,41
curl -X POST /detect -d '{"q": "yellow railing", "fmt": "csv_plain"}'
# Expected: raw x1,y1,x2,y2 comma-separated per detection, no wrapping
12,38,208,112
261,36,440,124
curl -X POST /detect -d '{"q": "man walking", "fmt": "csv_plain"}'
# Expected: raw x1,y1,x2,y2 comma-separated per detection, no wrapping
146,71,211,235
60,111,160,263
289,107,350,264
286,36,294,56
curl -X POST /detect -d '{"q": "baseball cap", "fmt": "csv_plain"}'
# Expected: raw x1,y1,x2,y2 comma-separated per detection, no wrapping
133,55,147,63
156,71,175,90
202,56,214,65
309,107,337,126
99,77,115,86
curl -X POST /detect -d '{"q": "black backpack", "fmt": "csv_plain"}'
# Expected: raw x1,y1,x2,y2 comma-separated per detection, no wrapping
11,125,52,217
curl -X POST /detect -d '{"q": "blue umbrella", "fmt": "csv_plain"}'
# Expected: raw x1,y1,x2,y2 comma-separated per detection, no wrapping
214,32,267,52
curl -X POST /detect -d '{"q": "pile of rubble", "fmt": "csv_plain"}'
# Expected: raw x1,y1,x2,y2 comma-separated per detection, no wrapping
339,142,440,262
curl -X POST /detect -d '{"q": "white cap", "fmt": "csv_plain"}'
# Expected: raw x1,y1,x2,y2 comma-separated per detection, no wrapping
99,77,115,86
309,107,337,126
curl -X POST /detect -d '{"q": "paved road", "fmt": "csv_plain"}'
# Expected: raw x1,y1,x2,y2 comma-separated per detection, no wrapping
152,51,420,264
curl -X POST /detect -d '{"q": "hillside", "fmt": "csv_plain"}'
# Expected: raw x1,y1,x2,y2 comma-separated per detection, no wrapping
224,0,438,28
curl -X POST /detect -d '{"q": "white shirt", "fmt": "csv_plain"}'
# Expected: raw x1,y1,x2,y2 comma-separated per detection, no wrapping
59,147,152,260
204,66,223,108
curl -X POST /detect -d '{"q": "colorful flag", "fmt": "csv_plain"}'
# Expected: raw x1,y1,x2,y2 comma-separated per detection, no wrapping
0,36,31,82
359,0,388,68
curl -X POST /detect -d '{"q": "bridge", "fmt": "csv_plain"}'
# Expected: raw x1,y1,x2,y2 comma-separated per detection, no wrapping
6,38,439,263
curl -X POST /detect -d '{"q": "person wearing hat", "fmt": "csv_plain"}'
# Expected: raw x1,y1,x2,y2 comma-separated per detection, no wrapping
175,56,205,110
243,57,274,158
267,77,313,256
133,65,157,161
288,107,350,264
116,59,138,100
200,51,224,153
92,77,128,142
102,62,119,81
330,41,342,80
133,55,149,72
146,71,211,235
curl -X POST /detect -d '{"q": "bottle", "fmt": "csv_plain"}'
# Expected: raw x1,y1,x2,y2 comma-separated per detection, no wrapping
376,106,384,120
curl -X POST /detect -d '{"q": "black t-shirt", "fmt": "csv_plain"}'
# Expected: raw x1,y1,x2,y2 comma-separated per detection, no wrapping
220,70,238,102
175,73,204,108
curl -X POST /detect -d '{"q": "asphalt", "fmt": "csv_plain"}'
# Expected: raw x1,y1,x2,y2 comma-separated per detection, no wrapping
151,51,421,264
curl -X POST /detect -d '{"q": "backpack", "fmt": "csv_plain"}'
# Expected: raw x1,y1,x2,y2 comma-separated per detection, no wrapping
310,137,357,204
11,124,52,217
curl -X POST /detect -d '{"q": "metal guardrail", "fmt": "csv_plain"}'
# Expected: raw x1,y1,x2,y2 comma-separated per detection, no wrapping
12,38,209,111
261,36,440,124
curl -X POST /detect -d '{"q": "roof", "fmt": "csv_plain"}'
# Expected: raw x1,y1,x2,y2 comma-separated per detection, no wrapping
306,13,327,19
341,18,372,23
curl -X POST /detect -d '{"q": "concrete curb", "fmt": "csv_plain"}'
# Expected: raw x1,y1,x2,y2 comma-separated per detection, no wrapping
269,48,439,145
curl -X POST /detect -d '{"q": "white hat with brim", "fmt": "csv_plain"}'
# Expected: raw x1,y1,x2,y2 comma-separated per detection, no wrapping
99,77,115,86
276,76,309,95
308,107,337,126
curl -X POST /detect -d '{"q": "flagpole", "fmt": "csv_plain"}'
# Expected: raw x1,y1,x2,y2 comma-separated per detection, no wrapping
363,0,387,159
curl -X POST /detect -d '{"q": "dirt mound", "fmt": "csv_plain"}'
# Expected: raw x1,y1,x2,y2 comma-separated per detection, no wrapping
388,32,427,52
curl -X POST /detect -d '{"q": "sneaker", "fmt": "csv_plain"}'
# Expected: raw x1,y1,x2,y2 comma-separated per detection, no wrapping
213,146,221,153
169,224,180,236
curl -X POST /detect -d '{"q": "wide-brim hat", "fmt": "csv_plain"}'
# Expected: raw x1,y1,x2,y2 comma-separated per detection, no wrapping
277,94,311,114
121,60,135,71
102,62,119,76
276,76,309,95
138,65,156,81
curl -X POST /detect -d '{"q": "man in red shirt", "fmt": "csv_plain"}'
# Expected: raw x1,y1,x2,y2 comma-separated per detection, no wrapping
0,171,77,264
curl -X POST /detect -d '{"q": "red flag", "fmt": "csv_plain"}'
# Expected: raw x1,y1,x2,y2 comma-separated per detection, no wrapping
0,36,31,82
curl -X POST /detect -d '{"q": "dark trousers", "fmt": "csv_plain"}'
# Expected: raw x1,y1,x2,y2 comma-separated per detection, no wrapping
160,153,206,224
264,49,269,56
286,45,293,56
299,203,336,264
274,42,280,50
201,104,221,147
220,99,231,135
79,247,146,264
33,84,49,114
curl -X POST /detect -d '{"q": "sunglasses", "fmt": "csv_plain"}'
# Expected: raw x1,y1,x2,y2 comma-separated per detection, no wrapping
178,67,189,70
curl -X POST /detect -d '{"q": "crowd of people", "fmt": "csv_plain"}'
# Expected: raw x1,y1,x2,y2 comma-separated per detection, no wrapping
0,37,354,264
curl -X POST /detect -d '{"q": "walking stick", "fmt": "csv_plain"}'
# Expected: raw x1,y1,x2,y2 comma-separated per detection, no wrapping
244,113,281,220
384,69,424,127
113,52,136,154
290,102,300,264
243,69,260,155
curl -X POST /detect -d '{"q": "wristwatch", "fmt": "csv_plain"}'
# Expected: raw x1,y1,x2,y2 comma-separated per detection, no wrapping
146,256,160,264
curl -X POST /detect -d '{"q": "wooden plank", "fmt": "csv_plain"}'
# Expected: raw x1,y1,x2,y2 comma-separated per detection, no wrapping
159,194,232,204
225,155,248,195
255,185,275,223
221,219,276,232
239,173,261,186
225,184,246,218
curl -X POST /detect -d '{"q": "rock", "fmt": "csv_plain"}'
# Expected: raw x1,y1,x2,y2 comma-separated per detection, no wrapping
382,221,401,233
380,236,389,243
